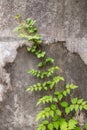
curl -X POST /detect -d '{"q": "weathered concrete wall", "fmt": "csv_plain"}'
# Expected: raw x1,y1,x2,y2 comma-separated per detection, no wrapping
0,0,87,130
0,44,87,130
0,0,87,63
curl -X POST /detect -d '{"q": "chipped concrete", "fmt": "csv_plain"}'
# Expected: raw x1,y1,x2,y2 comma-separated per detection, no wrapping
0,40,32,67
0,0,87,64
0,40,33,104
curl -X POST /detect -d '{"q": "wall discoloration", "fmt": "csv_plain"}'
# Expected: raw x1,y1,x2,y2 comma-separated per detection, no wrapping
0,0,87,63
0,44,86,130
0,0,87,129
0,40,33,104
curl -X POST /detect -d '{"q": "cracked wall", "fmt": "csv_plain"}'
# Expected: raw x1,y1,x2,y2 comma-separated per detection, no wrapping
0,0,87,130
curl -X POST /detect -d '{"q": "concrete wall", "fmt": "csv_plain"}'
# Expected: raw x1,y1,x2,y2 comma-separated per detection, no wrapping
0,0,87,130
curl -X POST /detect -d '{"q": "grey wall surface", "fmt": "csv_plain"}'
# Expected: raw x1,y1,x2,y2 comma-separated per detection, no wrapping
0,0,87,130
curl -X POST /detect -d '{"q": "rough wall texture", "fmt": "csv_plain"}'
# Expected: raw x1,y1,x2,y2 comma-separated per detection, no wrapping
0,0,87,63
0,0,87,130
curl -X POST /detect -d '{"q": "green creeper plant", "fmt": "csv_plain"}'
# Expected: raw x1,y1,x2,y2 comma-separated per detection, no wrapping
15,14,87,130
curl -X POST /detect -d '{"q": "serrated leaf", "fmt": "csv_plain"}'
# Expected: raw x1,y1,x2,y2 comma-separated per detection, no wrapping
45,112,49,118
82,101,87,105
44,87,48,90
77,99,83,104
36,112,43,121
48,123,53,130
42,120,49,125
53,121,59,129
74,104,79,111
68,119,77,130
84,105,87,110
71,98,78,104
38,62,43,67
60,119,67,130
51,105,56,110
58,94,63,100
43,125,46,130
65,107,71,115
53,97,57,102
49,110,54,117
70,104,75,111
63,91,67,96
79,105,83,110
53,115,58,121
56,109,61,116
70,84,78,89
45,107,50,111
54,91,59,95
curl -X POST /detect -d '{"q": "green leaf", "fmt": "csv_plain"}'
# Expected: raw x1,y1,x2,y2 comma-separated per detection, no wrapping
66,84,70,89
53,121,59,129
58,94,63,100
43,125,46,130
45,112,49,118
63,91,67,96
82,101,87,105
45,107,50,111
45,57,54,64
74,104,79,111
66,88,70,94
36,112,43,121
42,120,49,125
38,62,43,67
53,115,58,121
68,119,77,130
60,119,67,130
53,76,64,84
71,98,78,104
56,109,61,116
84,105,87,110
70,84,78,89
61,101,68,108
77,99,83,104
54,91,59,96
65,107,71,115
74,126,81,130
53,97,57,102
79,105,83,110
27,47,31,52
49,110,54,117
51,105,56,110
48,123,53,130
69,104,75,111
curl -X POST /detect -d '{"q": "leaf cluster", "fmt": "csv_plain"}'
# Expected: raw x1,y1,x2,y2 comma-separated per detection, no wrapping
14,15,42,44
28,66,59,79
15,15,87,130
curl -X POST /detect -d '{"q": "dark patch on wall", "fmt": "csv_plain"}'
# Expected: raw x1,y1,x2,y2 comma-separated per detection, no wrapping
1,43,87,130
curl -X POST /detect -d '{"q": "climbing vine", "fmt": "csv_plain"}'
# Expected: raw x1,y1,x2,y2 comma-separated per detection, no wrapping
14,14,87,130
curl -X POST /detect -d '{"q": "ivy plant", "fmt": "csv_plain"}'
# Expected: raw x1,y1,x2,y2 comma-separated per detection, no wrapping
15,14,87,130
